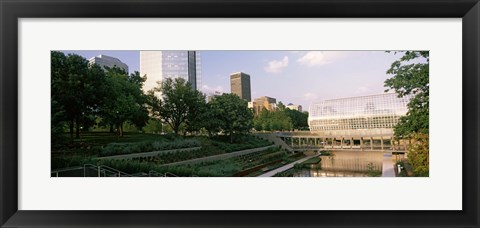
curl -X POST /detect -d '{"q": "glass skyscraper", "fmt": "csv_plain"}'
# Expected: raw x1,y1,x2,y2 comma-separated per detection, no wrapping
88,54,129,73
140,51,201,94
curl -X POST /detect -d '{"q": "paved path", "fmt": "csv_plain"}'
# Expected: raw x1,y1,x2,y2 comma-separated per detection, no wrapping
96,147,201,160
381,153,395,177
159,145,277,167
258,155,317,177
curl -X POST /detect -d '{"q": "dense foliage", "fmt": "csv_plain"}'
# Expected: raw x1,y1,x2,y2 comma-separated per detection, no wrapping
253,106,308,131
385,51,429,137
206,93,254,142
51,51,149,140
149,77,206,135
406,133,429,177
385,51,429,176
254,108,292,131
112,146,283,177
100,139,201,157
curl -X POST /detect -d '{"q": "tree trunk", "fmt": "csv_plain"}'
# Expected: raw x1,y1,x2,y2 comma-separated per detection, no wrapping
230,133,234,143
69,119,74,140
119,122,124,137
109,124,114,133
75,117,80,139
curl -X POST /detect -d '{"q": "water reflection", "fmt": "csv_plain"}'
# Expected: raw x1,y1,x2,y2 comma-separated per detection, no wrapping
293,151,383,177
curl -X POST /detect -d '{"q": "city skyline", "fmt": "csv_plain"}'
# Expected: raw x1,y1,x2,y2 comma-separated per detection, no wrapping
61,50,406,109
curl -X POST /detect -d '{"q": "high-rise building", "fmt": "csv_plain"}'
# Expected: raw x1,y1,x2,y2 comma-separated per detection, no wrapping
88,54,129,73
207,91,223,103
140,51,201,95
250,96,276,115
230,72,251,101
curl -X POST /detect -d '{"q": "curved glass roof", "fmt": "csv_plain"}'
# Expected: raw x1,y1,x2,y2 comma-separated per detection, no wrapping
308,93,411,131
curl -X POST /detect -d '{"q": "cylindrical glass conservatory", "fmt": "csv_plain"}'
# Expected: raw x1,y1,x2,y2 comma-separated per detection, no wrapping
308,93,410,136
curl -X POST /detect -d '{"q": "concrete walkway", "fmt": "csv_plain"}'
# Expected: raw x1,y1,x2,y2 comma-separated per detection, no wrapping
381,153,395,177
258,155,317,177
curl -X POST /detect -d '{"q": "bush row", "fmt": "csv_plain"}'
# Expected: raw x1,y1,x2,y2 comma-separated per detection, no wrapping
51,156,96,170
100,139,201,157
133,145,224,165
210,136,273,153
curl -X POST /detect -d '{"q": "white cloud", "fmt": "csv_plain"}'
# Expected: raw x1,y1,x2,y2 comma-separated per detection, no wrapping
264,56,289,74
297,51,349,67
202,84,224,95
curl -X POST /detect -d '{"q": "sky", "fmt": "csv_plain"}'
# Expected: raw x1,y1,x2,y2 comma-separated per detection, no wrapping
62,50,405,111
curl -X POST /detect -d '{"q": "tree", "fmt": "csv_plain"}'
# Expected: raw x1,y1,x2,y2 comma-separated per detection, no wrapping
100,68,148,136
51,51,103,139
385,51,429,176
284,109,309,130
253,108,293,131
201,102,224,137
51,51,68,143
151,77,205,135
385,51,429,137
407,133,429,176
254,108,270,131
209,93,254,143
184,89,207,135
51,99,67,149
277,101,286,111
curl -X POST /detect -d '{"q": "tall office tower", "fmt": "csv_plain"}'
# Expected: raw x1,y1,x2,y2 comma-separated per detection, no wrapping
88,54,129,73
140,51,201,95
230,72,251,101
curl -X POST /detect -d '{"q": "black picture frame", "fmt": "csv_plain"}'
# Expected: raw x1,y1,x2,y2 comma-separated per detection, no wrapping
1,0,479,227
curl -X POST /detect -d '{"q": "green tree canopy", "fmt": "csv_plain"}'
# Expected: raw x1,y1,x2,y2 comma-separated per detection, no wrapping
254,108,293,131
407,133,429,176
385,51,429,137
284,109,309,130
277,101,286,111
151,77,206,135
208,93,254,142
100,68,148,136
253,105,308,131
51,51,107,139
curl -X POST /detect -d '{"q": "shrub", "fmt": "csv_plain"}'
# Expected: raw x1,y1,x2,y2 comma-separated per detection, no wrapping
100,139,201,157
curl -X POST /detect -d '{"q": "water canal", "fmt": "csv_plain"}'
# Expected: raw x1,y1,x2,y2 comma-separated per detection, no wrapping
292,151,392,177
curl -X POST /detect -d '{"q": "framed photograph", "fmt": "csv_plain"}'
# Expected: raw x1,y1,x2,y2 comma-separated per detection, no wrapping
1,0,479,227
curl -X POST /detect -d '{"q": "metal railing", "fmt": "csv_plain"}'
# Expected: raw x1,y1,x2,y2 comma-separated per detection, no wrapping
51,164,181,177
